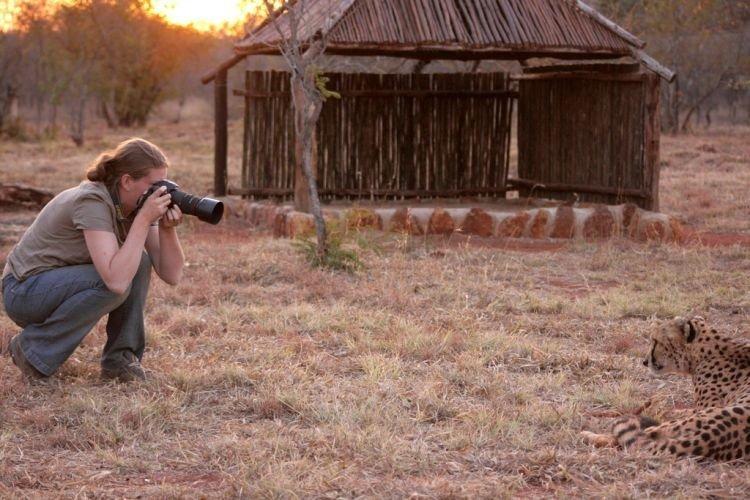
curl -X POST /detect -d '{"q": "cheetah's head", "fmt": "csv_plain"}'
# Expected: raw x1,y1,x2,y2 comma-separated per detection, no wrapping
643,316,706,375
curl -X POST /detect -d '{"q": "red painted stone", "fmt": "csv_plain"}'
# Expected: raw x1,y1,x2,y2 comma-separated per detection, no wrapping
428,208,455,235
583,205,616,239
496,212,530,238
461,208,494,237
621,203,639,230
529,210,550,239
668,217,686,243
346,208,383,230
640,219,667,241
389,207,409,233
550,206,575,239
273,212,287,238
285,212,315,238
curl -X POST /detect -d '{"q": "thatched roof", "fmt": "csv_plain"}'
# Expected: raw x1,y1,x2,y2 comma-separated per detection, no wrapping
239,0,634,57
204,0,673,83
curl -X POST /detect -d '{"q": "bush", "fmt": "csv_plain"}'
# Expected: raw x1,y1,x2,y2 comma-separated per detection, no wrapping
2,117,28,141
292,225,364,273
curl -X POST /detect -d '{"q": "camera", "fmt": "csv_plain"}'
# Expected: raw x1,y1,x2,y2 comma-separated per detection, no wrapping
137,179,224,225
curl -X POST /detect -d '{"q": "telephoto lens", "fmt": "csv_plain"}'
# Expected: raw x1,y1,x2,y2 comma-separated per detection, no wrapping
138,180,224,225
170,188,224,225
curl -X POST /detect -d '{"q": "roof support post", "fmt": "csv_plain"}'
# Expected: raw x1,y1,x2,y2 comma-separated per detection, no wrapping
214,68,228,197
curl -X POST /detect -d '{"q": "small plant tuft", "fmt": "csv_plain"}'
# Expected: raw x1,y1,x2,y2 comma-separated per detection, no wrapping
293,229,363,273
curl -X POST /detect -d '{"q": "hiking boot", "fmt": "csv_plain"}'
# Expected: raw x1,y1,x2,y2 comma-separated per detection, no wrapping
9,335,48,382
101,352,146,383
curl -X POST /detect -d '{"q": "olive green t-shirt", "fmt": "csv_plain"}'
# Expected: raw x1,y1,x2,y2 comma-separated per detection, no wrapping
2,181,125,282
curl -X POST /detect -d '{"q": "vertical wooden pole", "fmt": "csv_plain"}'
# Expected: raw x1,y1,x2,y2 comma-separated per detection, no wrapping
241,70,251,198
643,73,661,211
214,68,228,197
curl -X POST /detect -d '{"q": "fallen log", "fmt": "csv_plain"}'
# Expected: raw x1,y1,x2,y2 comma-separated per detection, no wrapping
0,183,54,208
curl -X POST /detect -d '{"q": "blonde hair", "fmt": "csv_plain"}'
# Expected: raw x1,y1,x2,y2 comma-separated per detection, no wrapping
86,138,168,189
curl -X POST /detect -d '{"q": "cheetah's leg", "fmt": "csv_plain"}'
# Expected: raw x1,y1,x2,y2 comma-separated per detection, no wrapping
581,415,658,448
615,406,750,461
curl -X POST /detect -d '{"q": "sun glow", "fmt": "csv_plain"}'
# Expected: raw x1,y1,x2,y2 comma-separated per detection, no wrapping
151,0,266,31
0,0,269,32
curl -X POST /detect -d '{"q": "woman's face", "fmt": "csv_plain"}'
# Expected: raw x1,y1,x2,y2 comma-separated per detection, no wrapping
119,166,168,215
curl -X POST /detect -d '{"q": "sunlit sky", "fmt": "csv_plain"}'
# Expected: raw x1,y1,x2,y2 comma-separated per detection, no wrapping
151,0,265,31
0,0,268,32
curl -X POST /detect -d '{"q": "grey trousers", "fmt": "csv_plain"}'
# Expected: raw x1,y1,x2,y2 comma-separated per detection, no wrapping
2,253,151,376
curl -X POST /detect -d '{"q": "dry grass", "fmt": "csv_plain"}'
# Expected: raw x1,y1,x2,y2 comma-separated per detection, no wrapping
1,117,749,497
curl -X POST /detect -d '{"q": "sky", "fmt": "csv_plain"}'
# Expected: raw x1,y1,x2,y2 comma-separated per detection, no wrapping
0,0,268,32
150,0,265,31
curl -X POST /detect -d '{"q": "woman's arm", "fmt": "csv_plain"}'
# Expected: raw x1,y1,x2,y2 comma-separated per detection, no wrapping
144,205,185,286
84,187,171,295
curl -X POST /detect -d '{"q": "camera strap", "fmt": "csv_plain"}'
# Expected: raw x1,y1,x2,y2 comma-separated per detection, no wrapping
108,187,129,222
108,186,132,242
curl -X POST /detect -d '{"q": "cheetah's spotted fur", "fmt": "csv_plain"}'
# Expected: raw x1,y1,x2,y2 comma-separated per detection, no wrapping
582,316,750,461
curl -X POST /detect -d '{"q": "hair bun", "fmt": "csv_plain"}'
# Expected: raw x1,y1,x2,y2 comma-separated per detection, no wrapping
86,152,114,183
85,138,168,188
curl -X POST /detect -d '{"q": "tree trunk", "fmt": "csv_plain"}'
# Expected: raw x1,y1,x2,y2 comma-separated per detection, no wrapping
48,104,58,137
70,90,87,147
0,85,17,131
173,95,186,124
681,74,726,133
100,100,116,128
291,77,327,257
294,134,311,213
0,183,54,208
671,77,680,134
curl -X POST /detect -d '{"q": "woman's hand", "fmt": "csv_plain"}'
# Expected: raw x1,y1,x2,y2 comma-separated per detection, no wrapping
160,204,183,229
135,186,171,225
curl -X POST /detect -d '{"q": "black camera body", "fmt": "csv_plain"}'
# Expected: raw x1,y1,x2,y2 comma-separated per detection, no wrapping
137,179,224,225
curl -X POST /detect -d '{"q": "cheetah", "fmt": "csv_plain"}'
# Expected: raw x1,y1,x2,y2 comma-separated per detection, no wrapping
582,316,750,460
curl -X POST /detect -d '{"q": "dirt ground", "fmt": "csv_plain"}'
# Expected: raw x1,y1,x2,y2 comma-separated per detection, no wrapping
0,119,749,497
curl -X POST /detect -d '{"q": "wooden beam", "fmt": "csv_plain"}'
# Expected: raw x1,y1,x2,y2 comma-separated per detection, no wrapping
229,187,513,198
523,60,641,74
575,0,646,49
517,72,647,82
213,69,228,197
201,54,245,85
236,44,631,61
632,49,676,82
233,89,521,98
507,178,648,198
412,59,432,74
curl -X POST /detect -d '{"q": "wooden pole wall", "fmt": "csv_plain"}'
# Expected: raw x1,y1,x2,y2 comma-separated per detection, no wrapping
239,71,516,201
517,71,656,208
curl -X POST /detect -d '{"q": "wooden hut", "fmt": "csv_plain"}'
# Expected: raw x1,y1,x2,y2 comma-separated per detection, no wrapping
203,0,674,210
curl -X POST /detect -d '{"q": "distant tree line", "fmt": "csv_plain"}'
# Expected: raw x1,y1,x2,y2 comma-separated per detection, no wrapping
595,0,750,132
0,0,231,144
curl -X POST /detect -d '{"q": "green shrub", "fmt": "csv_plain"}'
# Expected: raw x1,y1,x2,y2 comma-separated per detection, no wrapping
293,225,363,273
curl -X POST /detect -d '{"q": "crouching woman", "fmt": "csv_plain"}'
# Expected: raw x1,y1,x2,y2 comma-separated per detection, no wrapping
2,138,184,383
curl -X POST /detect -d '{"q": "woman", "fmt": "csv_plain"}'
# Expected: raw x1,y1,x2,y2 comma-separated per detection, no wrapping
2,137,185,383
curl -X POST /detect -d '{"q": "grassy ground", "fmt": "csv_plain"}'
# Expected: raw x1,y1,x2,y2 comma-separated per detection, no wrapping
1,119,749,497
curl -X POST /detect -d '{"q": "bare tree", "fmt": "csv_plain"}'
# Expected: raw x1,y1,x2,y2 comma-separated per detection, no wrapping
0,10,22,133
597,0,750,133
259,0,336,257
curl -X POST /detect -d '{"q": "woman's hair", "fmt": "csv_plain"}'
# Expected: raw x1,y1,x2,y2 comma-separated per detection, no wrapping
86,138,169,189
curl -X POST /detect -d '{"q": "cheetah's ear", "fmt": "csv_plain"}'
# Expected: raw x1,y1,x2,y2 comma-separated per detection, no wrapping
683,319,699,343
673,316,696,343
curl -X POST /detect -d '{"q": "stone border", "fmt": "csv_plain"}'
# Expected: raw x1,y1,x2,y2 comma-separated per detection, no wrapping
221,200,685,243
